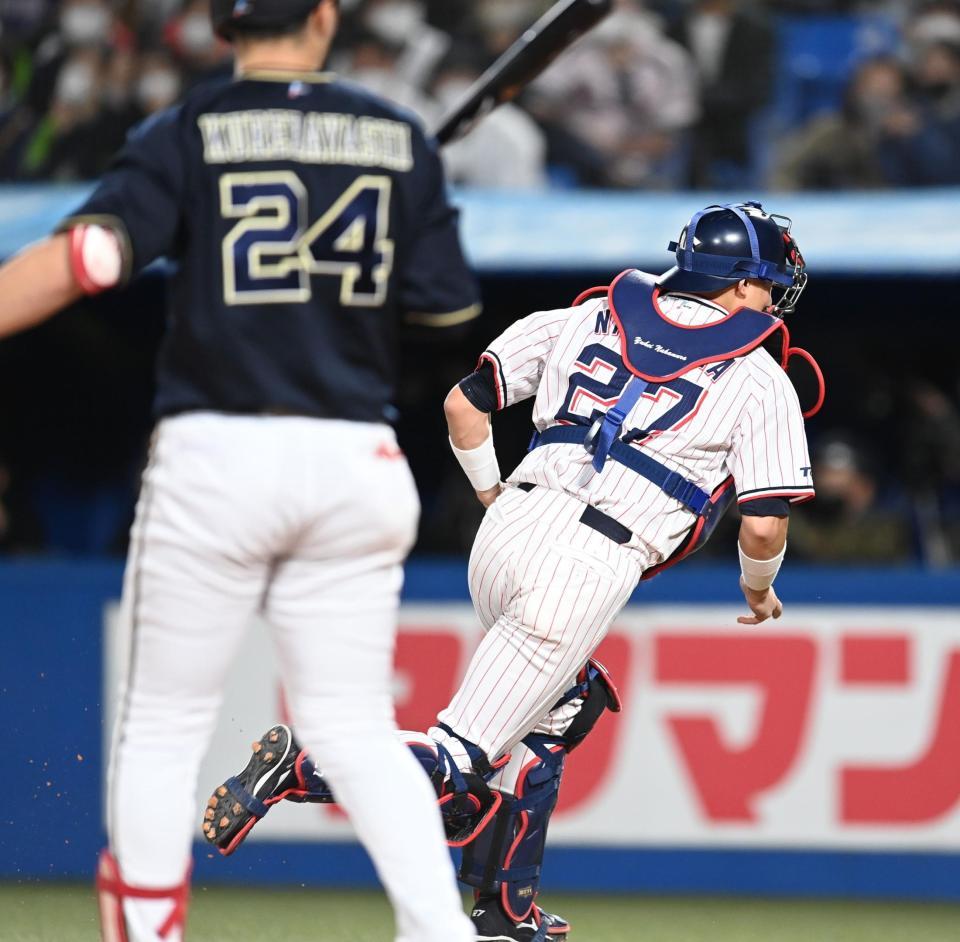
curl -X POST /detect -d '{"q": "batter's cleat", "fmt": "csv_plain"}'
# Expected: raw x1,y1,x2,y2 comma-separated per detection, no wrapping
471,896,570,941
202,725,316,856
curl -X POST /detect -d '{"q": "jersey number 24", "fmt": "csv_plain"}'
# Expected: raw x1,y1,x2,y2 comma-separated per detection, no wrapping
219,170,394,307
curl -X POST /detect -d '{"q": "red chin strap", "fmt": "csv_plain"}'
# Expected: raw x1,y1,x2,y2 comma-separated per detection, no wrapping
96,850,191,941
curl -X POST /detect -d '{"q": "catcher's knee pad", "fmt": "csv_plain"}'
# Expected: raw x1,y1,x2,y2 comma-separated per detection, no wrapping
96,850,190,942
559,657,622,751
405,728,505,846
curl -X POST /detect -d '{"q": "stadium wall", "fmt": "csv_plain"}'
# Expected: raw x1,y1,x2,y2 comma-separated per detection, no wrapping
4,560,960,900
3,185,960,275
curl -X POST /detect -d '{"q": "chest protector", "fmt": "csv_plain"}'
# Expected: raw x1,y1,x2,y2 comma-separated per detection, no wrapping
533,269,823,580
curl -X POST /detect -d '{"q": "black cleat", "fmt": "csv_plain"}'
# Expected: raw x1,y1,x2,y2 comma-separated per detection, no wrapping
471,896,570,941
202,725,303,856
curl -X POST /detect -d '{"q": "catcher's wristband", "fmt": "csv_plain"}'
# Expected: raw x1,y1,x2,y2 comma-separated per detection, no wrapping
450,432,501,492
738,541,786,591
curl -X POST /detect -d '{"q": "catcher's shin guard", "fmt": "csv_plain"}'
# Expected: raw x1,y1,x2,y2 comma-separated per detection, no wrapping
96,850,190,942
459,658,622,923
460,736,566,923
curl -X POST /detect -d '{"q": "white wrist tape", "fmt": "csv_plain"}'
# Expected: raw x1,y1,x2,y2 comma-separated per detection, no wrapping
69,224,123,295
450,433,501,492
738,541,786,591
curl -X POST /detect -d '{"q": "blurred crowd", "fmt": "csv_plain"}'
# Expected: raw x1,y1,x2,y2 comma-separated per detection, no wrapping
2,0,960,188
1,0,960,566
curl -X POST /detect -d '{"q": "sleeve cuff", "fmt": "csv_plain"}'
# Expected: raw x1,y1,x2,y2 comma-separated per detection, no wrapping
738,486,815,505
403,303,481,328
477,351,506,411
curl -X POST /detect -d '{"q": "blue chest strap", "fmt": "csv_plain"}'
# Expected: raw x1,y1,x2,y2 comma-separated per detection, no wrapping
587,376,648,473
529,421,710,516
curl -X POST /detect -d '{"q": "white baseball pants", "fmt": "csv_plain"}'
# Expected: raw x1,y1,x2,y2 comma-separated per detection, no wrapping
436,484,643,768
107,413,473,942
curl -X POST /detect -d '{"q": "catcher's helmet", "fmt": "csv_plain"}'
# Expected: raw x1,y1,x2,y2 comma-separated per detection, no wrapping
658,201,807,317
211,0,327,40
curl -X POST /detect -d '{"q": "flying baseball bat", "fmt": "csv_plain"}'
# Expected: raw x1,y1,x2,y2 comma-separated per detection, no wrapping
433,0,613,145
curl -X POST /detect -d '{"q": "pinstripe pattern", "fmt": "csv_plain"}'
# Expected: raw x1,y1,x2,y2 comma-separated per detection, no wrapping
437,286,814,763
436,486,642,761
482,287,814,569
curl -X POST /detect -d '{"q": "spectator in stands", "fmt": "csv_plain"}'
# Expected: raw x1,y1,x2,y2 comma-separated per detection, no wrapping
134,49,183,118
15,0,127,159
432,50,548,188
909,37,960,164
131,0,185,42
850,28,960,186
908,0,960,51
475,0,543,56
360,0,450,92
772,56,909,190
346,29,437,120
530,0,698,188
899,380,960,565
164,0,231,88
17,46,112,180
0,50,32,178
96,46,140,152
666,0,774,188
788,435,911,563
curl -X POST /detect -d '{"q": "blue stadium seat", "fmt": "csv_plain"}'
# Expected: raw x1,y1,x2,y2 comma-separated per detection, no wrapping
772,13,902,130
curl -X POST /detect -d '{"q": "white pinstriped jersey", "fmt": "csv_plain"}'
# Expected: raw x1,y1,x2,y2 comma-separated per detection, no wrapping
481,288,815,568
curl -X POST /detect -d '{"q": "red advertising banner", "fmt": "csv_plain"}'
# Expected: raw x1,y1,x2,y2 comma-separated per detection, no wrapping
105,603,960,849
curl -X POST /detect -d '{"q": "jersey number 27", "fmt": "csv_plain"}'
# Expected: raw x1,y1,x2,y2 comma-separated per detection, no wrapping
219,170,394,307
555,343,707,442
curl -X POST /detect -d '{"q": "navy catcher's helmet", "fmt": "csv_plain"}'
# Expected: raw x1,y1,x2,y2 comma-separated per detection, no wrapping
658,201,807,317
211,0,329,40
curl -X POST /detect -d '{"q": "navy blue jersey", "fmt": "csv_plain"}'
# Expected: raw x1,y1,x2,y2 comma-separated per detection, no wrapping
60,71,481,422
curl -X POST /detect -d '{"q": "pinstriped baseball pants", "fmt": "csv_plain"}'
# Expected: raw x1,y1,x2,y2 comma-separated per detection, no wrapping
436,484,644,765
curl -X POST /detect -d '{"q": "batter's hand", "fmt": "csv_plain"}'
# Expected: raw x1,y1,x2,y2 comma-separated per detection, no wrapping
738,576,783,625
476,482,504,507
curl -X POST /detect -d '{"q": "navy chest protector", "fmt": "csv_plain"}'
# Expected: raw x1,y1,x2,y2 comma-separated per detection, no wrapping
530,269,824,580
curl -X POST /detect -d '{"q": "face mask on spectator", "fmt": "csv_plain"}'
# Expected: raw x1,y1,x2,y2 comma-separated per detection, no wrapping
137,69,181,111
55,59,97,107
364,1,422,45
60,3,111,46
854,96,894,127
180,13,217,55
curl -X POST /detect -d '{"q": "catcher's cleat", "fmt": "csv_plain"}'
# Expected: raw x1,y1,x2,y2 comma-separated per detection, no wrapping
471,896,569,942
202,724,320,856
